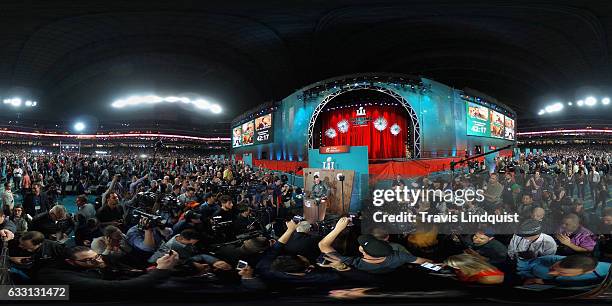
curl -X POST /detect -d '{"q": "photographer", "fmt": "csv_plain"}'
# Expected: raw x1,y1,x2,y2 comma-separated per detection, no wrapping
172,210,204,234
126,215,173,255
30,205,74,242
148,229,231,275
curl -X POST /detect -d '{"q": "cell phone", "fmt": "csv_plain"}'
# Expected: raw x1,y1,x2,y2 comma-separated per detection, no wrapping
237,260,248,270
420,262,442,271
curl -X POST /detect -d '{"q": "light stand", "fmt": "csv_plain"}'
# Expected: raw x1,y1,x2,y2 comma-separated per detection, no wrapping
337,173,346,214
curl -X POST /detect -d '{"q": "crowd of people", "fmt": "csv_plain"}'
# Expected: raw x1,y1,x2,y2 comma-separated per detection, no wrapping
0,147,609,301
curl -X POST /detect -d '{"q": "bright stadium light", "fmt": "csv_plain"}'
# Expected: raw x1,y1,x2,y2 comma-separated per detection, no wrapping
538,109,545,115
74,122,85,132
112,95,222,114
577,100,584,106
585,96,597,106
10,98,21,107
567,102,573,106
544,102,563,113
602,97,610,105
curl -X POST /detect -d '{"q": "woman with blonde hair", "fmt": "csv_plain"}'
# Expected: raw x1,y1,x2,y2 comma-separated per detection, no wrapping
444,253,504,285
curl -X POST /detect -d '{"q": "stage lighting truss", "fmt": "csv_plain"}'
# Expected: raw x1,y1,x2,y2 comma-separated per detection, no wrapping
308,83,421,158
337,119,349,133
373,117,388,131
325,128,337,139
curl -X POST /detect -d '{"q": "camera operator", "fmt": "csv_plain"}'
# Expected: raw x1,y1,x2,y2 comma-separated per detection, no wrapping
172,210,204,234
23,183,51,217
126,215,173,257
30,205,74,242
149,229,231,275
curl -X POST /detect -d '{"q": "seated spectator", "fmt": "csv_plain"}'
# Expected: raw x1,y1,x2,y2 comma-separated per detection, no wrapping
516,194,537,219
319,217,430,274
37,246,179,292
508,219,557,260
149,229,231,275
371,227,409,254
444,253,504,285
91,225,132,258
517,254,610,287
30,205,74,242
284,221,321,262
465,229,508,266
255,220,340,285
555,213,597,255
10,205,29,236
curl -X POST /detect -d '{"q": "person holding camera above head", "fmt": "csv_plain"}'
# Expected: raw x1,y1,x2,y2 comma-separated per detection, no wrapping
30,205,74,243
36,245,180,294
23,183,50,217
149,229,231,276
319,217,431,274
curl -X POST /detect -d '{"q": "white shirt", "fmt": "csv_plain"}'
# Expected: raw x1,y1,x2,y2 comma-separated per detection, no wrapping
507,233,557,260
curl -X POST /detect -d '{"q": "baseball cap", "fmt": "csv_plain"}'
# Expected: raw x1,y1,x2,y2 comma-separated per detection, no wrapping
516,219,542,237
357,234,393,257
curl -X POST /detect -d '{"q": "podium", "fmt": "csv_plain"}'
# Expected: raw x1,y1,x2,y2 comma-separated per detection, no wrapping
303,197,327,224
302,168,355,222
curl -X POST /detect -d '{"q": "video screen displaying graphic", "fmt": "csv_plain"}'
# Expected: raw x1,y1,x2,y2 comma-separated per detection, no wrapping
241,121,254,146
490,110,505,138
504,116,515,140
232,127,242,148
232,113,273,147
466,102,490,137
254,113,273,144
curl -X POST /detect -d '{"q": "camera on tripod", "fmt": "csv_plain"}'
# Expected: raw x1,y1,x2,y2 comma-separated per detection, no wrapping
132,209,166,230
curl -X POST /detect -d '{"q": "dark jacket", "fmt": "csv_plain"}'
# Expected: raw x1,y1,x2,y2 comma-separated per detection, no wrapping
22,192,51,217
0,218,16,233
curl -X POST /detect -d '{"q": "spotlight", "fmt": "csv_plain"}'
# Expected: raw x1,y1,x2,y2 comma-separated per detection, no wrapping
602,97,610,105
25,100,32,107
567,102,572,106
74,122,85,132
538,110,545,115
10,98,21,107
210,104,222,114
585,96,597,106
577,100,584,106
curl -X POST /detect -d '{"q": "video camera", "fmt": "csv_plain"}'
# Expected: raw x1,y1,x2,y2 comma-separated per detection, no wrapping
132,209,167,230
135,191,158,208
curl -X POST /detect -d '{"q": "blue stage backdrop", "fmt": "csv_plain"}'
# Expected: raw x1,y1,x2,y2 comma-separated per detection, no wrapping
307,146,369,212
232,74,515,164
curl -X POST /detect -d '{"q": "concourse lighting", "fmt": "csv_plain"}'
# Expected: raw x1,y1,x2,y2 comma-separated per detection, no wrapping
74,122,85,132
602,97,610,105
577,100,584,106
585,96,597,106
111,95,222,114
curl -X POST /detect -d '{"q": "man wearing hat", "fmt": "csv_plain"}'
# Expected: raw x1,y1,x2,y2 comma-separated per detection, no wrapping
508,219,557,260
318,217,431,274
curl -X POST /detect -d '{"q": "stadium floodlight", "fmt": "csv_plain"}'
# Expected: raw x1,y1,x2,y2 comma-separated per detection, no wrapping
544,102,563,113
585,96,597,106
10,98,21,107
25,100,32,107
74,122,85,132
210,104,222,114
538,109,545,115
602,97,610,105
567,102,573,106
577,100,584,106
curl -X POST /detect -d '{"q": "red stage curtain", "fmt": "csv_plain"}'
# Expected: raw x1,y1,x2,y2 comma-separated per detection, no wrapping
320,106,408,159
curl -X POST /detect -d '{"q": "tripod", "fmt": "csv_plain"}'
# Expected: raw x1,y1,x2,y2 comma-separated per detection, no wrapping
0,238,13,285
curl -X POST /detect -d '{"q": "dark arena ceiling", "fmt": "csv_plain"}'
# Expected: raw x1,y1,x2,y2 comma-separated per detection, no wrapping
1,0,611,133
